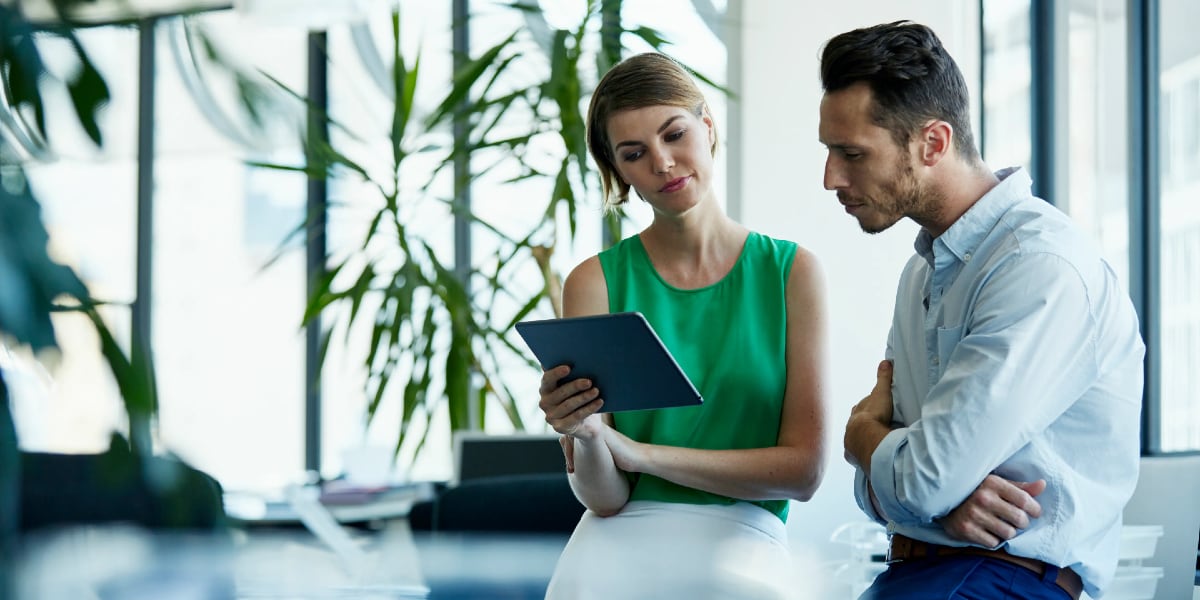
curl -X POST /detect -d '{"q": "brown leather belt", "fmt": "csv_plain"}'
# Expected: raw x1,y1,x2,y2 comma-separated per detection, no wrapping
886,534,1083,600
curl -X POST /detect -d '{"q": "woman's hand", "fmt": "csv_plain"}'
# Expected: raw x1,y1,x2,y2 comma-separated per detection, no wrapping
539,365,605,440
603,426,648,473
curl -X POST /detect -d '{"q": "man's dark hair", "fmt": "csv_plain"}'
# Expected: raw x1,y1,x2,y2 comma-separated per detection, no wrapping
820,21,979,161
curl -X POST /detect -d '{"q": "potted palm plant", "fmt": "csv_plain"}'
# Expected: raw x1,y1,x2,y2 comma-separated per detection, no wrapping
248,0,712,471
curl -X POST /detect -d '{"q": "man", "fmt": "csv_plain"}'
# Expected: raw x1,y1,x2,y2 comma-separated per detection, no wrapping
819,21,1145,600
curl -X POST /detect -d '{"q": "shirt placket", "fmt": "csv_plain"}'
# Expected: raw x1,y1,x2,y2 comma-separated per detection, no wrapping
925,241,958,388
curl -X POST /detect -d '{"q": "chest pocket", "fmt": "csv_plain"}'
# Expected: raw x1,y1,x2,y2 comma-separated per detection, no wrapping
935,325,964,377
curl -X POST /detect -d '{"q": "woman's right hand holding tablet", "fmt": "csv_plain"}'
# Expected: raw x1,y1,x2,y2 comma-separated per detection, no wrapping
539,365,605,439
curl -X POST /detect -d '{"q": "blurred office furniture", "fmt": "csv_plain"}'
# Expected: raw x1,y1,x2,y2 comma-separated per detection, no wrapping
409,433,582,534
828,521,888,600
408,472,582,534
407,433,579,599
223,480,436,526
449,432,565,484
20,436,226,533
1089,525,1166,600
1120,454,1200,600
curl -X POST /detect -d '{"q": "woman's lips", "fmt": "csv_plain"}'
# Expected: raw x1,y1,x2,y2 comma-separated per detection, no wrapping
660,176,689,193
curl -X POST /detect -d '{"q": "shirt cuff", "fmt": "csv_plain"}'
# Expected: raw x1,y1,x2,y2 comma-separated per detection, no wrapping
869,426,927,525
853,468,886,525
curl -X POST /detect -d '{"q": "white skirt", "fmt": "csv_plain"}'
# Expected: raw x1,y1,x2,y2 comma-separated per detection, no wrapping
544,500,808,600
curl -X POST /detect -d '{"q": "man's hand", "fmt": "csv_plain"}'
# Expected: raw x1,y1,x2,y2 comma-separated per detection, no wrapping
940,474,1047,547
844,360,895,471
851,359,894,425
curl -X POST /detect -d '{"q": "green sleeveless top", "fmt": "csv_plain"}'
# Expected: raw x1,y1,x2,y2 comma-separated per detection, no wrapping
598,231,797,522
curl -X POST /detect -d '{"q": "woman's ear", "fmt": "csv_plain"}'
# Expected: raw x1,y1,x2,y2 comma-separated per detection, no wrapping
702,106,716,151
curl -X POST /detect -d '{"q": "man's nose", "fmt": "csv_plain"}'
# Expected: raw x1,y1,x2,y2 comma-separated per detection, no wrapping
823,156,846,191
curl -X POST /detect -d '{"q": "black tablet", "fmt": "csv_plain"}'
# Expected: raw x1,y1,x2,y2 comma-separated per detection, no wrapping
515,312,703,413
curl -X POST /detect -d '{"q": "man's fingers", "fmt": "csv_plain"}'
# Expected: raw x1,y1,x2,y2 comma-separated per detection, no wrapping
995,479,1044,519
873,360,893,393
949,517,1002,548
1018,479,1047,497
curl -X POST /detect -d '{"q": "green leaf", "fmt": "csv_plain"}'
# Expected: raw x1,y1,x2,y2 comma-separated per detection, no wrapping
258,71,365,144
505,292,546,332
0,167,89,351
83,306,156,456
551,157,578,238
345,263,377,332
301,261,347,325
444,313,471,431
629,25,673,50
4,22,50,141
597,0,622,75
546,30,588,177
425,32,518,131
390,11,415,167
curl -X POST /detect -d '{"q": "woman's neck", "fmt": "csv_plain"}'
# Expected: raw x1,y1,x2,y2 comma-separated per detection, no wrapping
639,200,749,289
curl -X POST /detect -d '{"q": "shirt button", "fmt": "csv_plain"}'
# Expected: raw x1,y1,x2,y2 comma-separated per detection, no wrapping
964,253,972,262
932,356,940,365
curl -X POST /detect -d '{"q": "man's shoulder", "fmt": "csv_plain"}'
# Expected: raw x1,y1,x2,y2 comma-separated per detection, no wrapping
989,197,1102,268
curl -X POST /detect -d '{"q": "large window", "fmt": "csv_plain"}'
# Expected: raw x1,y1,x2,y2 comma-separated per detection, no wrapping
16,26,139,454
151,12,310,492
1063,0,1130,284
1158,0,1200,452
981,0,1032,172
981,0,1200,453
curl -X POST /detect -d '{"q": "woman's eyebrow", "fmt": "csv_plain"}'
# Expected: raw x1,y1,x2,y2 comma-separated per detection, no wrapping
614,115,686,150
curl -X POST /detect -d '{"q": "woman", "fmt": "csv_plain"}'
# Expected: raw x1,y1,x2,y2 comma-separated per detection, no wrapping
538,53,829,599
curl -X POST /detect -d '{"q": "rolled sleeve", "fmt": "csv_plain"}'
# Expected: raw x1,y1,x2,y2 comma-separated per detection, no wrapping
868,427,931,525
853,468,886,525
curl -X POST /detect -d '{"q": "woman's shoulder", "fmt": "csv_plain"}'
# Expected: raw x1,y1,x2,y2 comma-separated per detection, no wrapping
565,255,605,288
742,231,822,283
562,255,609,316
743,231,803,263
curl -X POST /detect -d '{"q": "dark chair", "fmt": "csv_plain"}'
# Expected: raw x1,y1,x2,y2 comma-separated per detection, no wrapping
407,472,581,600
19,437,227,533
408,472,582,534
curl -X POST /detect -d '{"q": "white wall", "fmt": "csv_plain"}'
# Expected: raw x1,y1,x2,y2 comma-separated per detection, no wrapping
732,0,981,571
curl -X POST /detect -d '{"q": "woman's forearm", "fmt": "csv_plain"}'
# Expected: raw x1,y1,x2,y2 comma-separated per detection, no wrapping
628,442,824,503
566,435,630,516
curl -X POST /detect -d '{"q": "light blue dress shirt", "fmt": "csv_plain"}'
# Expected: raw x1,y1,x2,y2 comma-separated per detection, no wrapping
854,168,1145,597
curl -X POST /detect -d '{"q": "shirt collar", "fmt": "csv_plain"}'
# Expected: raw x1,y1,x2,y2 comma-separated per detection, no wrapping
914,167,1032,264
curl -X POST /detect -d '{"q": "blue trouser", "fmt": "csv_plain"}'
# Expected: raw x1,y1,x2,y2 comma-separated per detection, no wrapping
859,555,1072,600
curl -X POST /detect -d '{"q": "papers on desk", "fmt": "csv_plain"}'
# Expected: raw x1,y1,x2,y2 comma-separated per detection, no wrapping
224,480,436,525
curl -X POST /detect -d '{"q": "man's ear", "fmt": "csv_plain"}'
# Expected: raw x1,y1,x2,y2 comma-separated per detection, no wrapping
918,120,953,166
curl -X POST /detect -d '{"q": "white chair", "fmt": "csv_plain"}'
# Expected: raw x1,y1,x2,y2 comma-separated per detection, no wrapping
1121,454,1200,600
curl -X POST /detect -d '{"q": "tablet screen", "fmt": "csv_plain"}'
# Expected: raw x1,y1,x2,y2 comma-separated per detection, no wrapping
515,312,703,413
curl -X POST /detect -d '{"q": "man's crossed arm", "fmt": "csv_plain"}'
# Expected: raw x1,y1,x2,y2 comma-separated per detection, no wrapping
844,360,1046,547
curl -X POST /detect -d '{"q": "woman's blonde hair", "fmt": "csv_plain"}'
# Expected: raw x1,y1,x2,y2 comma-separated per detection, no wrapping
586,52,717,208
